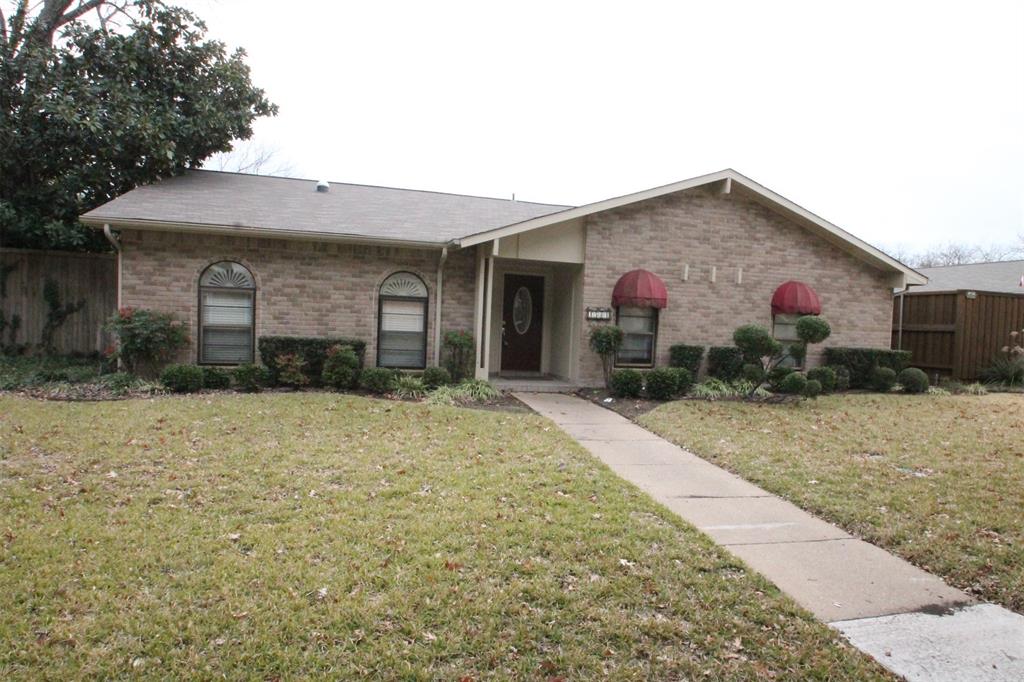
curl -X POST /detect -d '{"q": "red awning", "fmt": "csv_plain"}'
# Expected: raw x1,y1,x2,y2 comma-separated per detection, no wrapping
771,280,822,316
612,269,668,309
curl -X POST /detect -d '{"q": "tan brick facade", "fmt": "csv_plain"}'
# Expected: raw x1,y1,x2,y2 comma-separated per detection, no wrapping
119,185,895,385
576,187,895,385
118,230,476,366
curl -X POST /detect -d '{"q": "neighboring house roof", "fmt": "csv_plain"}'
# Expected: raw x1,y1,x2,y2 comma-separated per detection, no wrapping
910,260,1024,295
80,170,570,247
80,167,924,285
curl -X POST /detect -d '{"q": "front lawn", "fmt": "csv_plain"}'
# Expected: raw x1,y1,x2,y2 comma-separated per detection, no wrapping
639,394,1024,612
0,394,886,679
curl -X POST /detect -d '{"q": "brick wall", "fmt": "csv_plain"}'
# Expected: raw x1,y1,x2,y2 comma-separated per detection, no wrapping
118,230,476,366
577,188,895,385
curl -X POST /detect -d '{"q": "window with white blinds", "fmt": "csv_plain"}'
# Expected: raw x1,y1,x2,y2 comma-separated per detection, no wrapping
772,314,801,368
378,272,427,368
199,262,255,364
616,306,658,366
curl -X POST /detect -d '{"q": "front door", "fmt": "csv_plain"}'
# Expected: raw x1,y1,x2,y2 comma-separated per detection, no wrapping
501,274,544,372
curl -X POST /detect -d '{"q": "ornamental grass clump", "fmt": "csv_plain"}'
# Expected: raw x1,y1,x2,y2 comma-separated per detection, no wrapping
979,329,1024,387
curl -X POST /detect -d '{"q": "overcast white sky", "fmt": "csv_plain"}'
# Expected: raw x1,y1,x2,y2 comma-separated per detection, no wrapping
185,0,1023,253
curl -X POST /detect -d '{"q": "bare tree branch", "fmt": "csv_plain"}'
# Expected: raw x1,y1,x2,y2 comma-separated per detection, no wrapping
205,140,295,177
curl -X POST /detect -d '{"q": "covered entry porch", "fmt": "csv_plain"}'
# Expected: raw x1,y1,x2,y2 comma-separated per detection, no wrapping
469,219,585,384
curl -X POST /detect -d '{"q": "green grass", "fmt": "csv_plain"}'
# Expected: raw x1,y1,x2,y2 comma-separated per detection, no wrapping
640,393,1024,612
0,394,886,679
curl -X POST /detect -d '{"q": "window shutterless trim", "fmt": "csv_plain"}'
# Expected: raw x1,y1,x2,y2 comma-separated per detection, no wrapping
197,261,256,366
376,271,429,370
614,307,658,368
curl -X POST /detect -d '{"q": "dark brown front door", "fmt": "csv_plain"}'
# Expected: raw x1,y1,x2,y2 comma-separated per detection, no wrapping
501,274,544,372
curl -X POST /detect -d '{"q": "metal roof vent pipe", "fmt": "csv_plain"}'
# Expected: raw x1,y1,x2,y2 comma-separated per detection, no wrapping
315,180,330,193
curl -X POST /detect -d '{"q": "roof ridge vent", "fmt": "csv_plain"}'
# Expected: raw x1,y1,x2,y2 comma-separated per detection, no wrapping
315,180,330,193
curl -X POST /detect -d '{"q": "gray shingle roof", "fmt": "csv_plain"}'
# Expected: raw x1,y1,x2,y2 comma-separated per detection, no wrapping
913,260,1024,295
81,170,572,245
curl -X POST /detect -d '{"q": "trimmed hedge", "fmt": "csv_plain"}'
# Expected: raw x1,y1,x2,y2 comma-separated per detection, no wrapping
776,371,807,395
668,367,694,395
668,344,704,375
871,366,898,392
898,367,929,394
610,369,643,398
160,364,204,393
708,346,744,381
232,363,269,392
201,366,231,390
806,366,837,393
421,366,452,390
259,336,366,385
644,367,679,400
360,367,398,394
823,347,910,389
322,345,361,389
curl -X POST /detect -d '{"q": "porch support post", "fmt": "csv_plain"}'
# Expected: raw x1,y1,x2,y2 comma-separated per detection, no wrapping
474,243,496,380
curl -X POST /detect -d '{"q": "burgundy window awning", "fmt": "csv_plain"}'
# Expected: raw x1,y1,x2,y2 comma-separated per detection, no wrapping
771,280,822,316
612,269,668,309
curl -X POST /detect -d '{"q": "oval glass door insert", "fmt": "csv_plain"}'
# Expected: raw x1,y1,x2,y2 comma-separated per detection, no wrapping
512,286,532,334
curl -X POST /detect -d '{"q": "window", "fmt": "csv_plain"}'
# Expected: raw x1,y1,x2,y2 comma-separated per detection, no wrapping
199,261,255,365
378,272,428,368
772,313,801,368
616,306,658,366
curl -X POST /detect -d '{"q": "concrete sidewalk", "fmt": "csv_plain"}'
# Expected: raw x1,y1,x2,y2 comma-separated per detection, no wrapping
515,392,1024,682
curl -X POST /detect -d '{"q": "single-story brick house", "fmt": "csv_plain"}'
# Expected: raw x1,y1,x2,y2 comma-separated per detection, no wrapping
81,168,925,386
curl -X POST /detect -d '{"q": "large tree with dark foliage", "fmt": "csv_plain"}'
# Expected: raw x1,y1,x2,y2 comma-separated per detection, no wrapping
0,0,277,250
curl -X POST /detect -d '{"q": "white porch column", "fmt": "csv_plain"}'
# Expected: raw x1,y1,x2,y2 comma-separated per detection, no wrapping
473,243,496,380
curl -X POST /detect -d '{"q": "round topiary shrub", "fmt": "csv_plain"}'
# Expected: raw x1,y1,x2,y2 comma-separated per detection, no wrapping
609,369,643,398
201,366,231,390
766,365,794,391
421,366,452,390
802,378,822,398
733,324,782,361
806,366,837,393
742,363,766,384
360,367,398,394
871,366,898,392
160,364,204,393
667,367,693,395
644,367,678,400
322,345,361,389
776,371,808,395
796,316,832,344
898,367,929,394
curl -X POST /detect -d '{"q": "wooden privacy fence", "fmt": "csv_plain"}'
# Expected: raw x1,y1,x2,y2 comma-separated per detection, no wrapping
892,289,1024,380
0,248,117,355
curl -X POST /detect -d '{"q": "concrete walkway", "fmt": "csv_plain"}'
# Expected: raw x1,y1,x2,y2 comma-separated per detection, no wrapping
515,392,1024,681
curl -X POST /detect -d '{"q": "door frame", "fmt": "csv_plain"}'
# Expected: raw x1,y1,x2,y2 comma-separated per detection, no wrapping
491,264,553,377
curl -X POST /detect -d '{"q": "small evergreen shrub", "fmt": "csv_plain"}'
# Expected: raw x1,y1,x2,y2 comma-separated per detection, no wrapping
201,366,231,390
609,368,643,398
589,326,625,388
898,367,929,394
233,363,268,392
708,346,744,381
823,348,911,388
668,344,704,375
160,364,204,393
360,367,397,394
667,367,694,395
733,324,782,361
275,353,309,388
321,345,361,389
796,316,832,344
766,365,794,391
742,363,766,384
807,366,837,393
442,330,475,382
421,366,452,390
871,366,898,392
644,367,679,400
802,379,822,398
776,371,808,395
830,365,851,391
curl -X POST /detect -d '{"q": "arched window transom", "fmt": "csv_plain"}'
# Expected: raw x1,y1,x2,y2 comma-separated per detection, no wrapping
199,261,255,365
378,272,428,369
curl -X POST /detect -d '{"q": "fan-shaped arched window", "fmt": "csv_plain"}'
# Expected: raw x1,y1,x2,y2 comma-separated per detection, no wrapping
378,272,428,368
199,261,255,364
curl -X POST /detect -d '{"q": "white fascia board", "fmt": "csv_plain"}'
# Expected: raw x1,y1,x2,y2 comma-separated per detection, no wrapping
457,169,926,285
